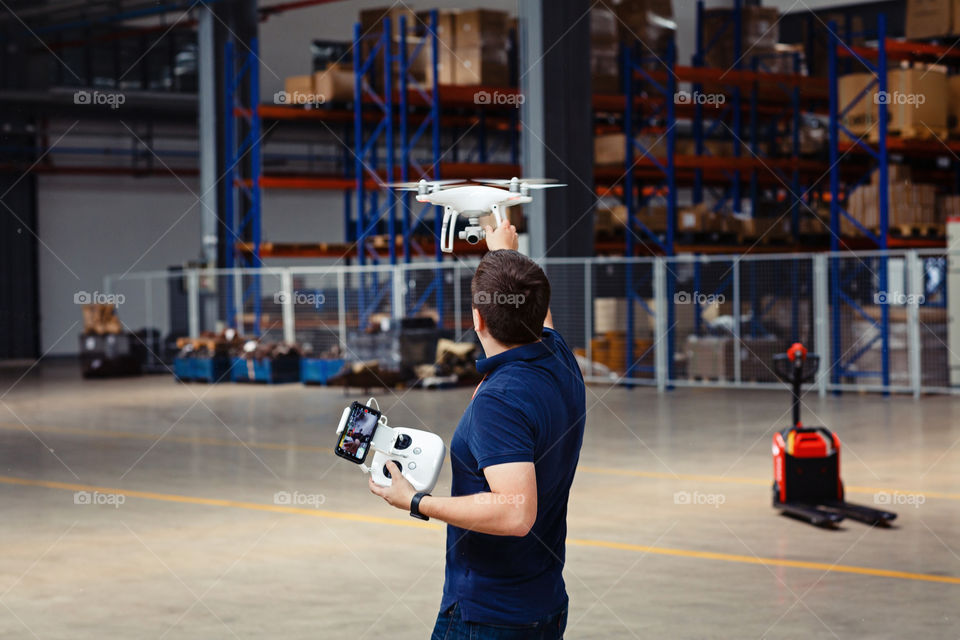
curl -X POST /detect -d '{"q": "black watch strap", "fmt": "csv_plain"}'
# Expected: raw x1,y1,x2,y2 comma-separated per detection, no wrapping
410,492,430,521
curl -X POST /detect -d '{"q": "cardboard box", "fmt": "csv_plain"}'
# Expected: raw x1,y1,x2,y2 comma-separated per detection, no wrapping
949,76,960,133
702,6,779,69
455,9,509,48
677,203,717,233
939,194,960,219
284,75,314,99
453,45,510,85
359,6,417,41
847,180,940,233
640,204,667,232
839,68,947,138
595,133,626,165
593,298,654,338
592,42,620,94
591,5,619,43
906,0,953,39
358,7,424,85
313,63,354,102
686,335,734,381
739,217,791,240
605,0,675,53
838,73,877,136
417,10,458,85
885,67,948,135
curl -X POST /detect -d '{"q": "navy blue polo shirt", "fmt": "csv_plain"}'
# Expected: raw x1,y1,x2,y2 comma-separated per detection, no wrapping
440,327,586,624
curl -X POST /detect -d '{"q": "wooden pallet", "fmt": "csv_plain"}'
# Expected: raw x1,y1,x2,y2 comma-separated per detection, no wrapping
736,232,792,246
888,223,945,238
870,125,949,143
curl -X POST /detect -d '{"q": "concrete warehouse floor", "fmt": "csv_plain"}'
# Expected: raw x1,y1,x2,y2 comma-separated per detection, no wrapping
0,361,957,639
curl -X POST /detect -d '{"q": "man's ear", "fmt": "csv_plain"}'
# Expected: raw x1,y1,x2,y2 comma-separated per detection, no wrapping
472,307,484,334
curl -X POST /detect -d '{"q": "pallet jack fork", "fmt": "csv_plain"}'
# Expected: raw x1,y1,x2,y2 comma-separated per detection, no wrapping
771,343,897,528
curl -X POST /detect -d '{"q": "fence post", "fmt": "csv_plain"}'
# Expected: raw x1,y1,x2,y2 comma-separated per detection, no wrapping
906,250,922,398
584,261,592,371
813,254,829,397
454,262,462,341
392,265,405,321
233,269,244,333
187,270,200,338
732,259,742,384
337,269,347,351
281,269,295,344
145,277,153,337
654,257,668,392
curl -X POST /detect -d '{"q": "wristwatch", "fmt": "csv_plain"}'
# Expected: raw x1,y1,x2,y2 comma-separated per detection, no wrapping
410,492,430,521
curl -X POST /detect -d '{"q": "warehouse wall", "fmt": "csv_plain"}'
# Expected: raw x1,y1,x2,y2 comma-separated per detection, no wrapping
37,175,345,355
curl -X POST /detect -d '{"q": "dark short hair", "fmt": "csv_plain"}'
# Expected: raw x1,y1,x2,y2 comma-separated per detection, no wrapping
471,250,551,345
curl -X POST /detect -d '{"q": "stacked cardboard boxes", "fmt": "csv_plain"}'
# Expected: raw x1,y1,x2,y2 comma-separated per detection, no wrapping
905,0,960,40
846,307,948,386
701,6,779,70
591,5,620,93
590,332,655,377
939,194,960,219
417,9,458,85
454,10,511,85
846,166,940,234
838,67,949,139
358,7,427,86
948,76,960,134
603,0,675,54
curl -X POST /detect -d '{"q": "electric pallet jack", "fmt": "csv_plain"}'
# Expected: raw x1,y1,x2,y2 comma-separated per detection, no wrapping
772,343,897,528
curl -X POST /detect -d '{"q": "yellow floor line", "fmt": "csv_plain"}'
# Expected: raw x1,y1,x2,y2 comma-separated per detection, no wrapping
1,474,957,587
2,423,957,500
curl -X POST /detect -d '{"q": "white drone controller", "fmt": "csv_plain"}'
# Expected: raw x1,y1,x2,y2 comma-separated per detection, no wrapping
388,177,566,253
336,401,445,494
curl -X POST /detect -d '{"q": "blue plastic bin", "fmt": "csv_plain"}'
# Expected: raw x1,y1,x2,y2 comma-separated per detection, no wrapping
300,358,346,385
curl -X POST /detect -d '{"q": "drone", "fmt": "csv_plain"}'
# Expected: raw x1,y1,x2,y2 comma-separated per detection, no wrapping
387,177,566,252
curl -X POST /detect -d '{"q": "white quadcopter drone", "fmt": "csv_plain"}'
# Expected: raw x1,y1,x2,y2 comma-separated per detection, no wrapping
388,177,566,252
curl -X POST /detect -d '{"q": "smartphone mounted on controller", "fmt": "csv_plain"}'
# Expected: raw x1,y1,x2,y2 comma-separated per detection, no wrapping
335,400,445,494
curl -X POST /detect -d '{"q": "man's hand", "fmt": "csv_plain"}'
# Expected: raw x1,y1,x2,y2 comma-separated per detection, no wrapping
368,461,417,511
485,222,519,252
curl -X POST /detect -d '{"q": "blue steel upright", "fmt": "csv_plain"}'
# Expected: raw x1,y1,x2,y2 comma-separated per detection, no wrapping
827,15,890,391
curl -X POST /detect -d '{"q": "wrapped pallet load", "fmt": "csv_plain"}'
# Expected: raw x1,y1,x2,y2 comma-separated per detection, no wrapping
838,65,948,141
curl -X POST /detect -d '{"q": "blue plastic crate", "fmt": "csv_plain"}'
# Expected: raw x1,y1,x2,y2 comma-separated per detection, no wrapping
173,357,194,381
232,357,301,384
300,358,346,385
190,356,233,383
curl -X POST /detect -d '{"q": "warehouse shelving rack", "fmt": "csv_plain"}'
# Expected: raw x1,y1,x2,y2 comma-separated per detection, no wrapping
622,39,677,379
825,16,960,390
223,37,263,334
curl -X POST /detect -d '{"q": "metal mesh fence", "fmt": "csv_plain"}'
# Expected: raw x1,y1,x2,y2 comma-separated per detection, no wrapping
105,250,960,394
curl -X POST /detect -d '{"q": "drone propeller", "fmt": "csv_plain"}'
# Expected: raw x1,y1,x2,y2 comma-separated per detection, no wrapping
474,177,559,186
385,179,466,191
522,183,567,189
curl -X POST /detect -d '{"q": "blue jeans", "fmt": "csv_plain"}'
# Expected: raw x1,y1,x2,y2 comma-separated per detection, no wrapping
430,603,567,640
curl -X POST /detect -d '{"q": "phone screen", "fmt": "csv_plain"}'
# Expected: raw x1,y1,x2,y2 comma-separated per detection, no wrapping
335,402,381,464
